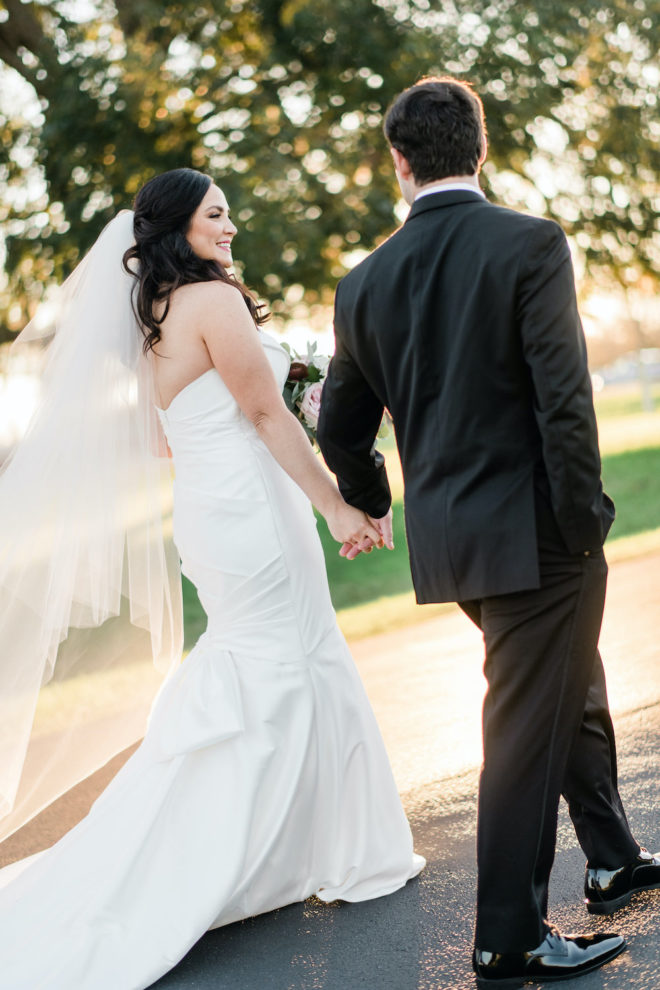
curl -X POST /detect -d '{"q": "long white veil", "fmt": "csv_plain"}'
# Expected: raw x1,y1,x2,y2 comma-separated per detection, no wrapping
0,211,183,841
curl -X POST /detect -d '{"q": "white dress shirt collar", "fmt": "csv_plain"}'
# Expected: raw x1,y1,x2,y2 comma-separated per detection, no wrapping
414,182,485,201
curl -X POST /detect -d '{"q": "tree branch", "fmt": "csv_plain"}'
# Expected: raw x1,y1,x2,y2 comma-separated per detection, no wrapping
113,0,141,39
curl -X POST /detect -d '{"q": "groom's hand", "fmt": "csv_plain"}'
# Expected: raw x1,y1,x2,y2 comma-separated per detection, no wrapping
370,509,394,550
339,509,394,559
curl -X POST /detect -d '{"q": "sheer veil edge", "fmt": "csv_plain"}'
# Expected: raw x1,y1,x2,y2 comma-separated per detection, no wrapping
0,210,183,843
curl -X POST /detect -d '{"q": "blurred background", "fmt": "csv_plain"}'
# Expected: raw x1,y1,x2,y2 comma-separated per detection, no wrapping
0,0,658,641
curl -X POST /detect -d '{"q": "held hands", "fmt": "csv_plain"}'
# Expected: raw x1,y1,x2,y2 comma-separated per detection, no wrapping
338,507,394,561
325,499,382,559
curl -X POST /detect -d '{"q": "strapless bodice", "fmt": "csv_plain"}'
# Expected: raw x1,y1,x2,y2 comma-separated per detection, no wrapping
156,330,289,424
155,331,290,491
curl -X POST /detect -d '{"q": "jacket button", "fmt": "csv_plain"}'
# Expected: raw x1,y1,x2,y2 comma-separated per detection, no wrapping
584,550,590,556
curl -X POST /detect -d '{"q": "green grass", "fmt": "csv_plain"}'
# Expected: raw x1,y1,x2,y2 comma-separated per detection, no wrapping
182,575,206,650
317,445,660,613
316,447,660,610
181,505,416,649
601,446,660,540
335,591,452,640
182,430,660,647
315,505,413,610
594,383,660,419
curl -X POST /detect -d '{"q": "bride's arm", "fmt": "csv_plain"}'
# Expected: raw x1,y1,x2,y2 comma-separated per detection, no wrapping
195,282,382,549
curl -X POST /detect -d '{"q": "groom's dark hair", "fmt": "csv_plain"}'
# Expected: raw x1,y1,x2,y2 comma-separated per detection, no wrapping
384,77,486,183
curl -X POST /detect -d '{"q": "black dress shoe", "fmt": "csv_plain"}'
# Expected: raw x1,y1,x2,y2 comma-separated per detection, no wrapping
472,928,625,988
585,847,660,915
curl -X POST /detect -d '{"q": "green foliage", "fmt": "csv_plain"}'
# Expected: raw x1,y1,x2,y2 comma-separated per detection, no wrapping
281,339,327,442
0,0,658,341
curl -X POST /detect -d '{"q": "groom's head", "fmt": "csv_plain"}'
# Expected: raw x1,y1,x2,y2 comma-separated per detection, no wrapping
384,77,487,200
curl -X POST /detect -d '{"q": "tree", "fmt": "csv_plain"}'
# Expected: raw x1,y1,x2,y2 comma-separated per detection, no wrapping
0,0,423,337
0,0,658,342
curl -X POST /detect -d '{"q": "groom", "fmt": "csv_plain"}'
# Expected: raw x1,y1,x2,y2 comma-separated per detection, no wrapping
318,77,660,985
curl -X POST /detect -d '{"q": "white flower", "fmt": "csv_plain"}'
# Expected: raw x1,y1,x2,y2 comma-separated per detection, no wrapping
312,354,330,376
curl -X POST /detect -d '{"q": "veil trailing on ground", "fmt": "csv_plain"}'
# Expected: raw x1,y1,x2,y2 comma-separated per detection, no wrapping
0,211,183,842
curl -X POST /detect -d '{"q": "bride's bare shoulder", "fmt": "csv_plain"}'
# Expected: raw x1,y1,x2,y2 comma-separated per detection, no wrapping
164,281,244,334
173,280,242,308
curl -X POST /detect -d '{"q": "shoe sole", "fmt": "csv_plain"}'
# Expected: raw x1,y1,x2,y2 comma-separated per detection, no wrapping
475,977,526,988
474,939,626,987
475,978,525,989
586,880,660,915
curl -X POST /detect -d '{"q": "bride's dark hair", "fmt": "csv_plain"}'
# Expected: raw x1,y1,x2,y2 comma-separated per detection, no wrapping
123,168,269,353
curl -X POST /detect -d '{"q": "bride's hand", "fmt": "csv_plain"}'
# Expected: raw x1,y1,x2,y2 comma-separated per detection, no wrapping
325,500,383,556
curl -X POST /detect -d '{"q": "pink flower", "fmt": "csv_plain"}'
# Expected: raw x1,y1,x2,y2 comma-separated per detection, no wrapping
299,381,323,429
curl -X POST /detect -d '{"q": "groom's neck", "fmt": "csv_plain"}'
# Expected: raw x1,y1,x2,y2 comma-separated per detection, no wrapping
404,173,481,205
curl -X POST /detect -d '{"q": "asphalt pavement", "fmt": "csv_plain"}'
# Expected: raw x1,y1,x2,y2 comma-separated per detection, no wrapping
3,551,659,989
148,550,660,990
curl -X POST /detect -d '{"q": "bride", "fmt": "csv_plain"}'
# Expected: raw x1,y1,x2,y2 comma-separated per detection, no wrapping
0,168,424,989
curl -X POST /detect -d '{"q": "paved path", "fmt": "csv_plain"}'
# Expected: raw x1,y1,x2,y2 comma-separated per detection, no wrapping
3,550,660,988
149,703,660,990
350,548,660,795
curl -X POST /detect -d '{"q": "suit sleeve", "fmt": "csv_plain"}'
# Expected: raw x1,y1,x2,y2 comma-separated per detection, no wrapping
517,220,614,553
317,284,391,517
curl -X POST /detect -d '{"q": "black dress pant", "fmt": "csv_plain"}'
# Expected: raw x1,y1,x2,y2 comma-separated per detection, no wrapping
460,541,638,953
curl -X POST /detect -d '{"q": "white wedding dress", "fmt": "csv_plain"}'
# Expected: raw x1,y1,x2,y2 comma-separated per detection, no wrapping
0,331,424,990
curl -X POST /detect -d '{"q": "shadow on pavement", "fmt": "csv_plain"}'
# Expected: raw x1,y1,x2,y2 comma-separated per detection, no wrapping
151,702,660,990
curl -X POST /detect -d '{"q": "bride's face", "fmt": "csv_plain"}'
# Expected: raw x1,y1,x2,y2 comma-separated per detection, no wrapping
186,184,237,269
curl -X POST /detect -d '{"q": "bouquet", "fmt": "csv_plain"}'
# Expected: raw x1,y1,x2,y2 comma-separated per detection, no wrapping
282,340,390,447
282,341,329,445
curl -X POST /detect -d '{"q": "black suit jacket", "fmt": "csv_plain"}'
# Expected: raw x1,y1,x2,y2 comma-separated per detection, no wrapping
317,190,614,603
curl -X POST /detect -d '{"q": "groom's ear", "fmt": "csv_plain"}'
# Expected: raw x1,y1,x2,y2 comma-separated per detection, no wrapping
390,146,413,181
478,136,488,167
